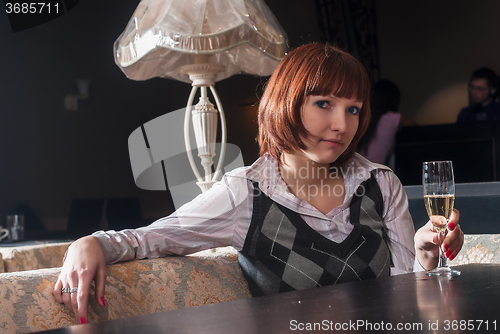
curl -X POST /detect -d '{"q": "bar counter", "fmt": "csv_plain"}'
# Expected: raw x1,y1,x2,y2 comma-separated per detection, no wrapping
43,264,499,334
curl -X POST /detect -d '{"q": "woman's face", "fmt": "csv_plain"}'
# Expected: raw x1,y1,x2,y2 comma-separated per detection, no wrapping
296,94,361,165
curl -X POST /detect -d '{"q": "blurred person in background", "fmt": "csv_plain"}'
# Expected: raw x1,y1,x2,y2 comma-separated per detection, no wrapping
457,68,500,123
358,79,417,166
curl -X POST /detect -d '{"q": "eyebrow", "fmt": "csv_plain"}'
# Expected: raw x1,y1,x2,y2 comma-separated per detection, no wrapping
318,95,363,103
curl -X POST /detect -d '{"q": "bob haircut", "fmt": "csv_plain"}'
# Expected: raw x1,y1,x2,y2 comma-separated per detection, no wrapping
258,43,371,167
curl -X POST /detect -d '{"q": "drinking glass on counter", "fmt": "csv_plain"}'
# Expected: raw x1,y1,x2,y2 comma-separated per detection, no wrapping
6,214,24,242
423,161,461,276
0,226,8,242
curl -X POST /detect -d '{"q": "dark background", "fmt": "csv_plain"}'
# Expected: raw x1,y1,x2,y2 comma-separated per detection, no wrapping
0,0,499,233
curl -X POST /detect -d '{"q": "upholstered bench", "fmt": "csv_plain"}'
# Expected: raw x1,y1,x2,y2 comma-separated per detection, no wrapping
0,242,72,273
0,247,250,333
449,234,500,266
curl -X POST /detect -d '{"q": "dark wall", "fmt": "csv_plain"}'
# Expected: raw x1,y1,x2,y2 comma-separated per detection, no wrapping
1,0,183,229
395,122,500,185
376,0,500,124
1,0,498,232
0,0,321,231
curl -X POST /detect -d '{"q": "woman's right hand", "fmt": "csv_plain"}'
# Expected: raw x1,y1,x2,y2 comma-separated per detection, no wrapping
53,236,107,324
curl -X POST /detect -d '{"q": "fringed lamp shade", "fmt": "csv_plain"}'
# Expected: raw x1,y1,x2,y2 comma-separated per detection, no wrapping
114,0,288,82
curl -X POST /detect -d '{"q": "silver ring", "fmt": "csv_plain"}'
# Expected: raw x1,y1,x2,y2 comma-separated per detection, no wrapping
61,287,71,293
70,287,78,293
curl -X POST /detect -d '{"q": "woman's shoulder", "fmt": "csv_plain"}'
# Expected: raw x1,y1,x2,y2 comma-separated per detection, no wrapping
213,155,280,201
350,153,401,187
224,154,279,182
350,155,408,218
350,153,392,172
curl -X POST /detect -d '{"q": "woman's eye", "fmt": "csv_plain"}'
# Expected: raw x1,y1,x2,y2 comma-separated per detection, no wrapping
315,101,329,109
347,106,360,115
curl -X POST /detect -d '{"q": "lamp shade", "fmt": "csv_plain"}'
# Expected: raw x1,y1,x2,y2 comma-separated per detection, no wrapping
114,0,288,83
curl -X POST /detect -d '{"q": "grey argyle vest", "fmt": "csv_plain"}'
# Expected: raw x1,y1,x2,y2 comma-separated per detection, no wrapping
238,174,391,297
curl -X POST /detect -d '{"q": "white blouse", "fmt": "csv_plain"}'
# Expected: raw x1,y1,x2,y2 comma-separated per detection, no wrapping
94,153,417,275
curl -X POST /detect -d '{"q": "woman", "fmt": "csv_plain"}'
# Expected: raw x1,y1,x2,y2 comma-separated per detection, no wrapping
54,43,463,323
358,79,417,165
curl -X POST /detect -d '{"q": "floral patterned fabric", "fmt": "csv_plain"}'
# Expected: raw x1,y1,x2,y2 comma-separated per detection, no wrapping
0,242,72,273
0,247,250,334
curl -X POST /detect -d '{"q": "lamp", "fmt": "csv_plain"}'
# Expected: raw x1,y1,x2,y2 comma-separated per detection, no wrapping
114,0,288,192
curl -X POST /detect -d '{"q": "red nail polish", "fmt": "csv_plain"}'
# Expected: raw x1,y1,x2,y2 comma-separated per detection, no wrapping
448,222,455,231
443,244,449,252
101,297,106,306
80,318,86,324
445,250,451,258
449,254,455,261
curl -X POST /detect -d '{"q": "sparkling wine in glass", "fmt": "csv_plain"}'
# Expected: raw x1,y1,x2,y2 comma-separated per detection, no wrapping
423,161,460,276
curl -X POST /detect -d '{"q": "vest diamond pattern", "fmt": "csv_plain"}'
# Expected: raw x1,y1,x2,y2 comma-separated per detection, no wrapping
239,175,391,296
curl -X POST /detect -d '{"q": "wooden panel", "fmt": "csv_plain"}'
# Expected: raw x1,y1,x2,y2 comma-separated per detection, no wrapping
394,122,500,185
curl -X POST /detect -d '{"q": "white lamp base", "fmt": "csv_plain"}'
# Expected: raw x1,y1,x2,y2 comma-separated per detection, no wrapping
181,61,227,193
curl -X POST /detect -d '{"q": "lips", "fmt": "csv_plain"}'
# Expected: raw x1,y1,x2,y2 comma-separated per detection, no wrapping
321,139,343,147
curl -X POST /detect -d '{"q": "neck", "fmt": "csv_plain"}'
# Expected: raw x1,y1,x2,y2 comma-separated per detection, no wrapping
279,153,346,190
279,153,346,213
280,154,331,181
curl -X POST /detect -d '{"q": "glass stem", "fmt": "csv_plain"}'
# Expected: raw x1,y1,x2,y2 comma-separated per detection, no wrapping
437,231,448,268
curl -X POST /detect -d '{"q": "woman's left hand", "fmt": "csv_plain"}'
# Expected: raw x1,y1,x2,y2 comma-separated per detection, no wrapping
414,209,464,269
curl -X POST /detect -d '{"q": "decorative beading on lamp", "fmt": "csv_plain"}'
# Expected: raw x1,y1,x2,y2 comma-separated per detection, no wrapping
114,0,288,192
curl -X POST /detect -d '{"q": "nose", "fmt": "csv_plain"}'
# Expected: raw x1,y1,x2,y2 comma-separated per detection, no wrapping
330,110,347,133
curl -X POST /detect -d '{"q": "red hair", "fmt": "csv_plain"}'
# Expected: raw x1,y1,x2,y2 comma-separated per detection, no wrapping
258,43,371,166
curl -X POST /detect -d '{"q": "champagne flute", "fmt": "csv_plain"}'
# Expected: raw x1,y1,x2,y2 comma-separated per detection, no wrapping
423,161,461,276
